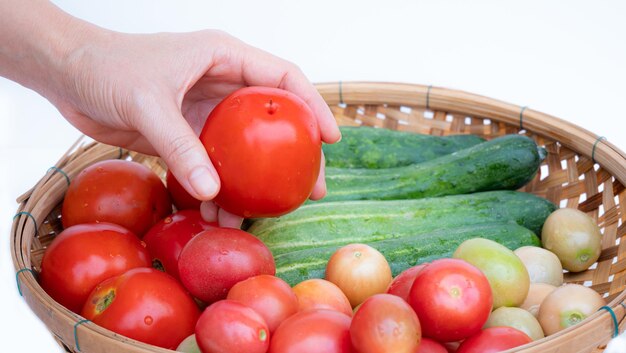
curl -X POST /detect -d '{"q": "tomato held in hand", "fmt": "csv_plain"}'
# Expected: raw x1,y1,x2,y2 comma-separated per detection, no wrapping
178,227,276,304
196,300,270,353
227,275,298,332
81,268,200,349
166,170,202,210
143,210,216,280
200,87,321,218
350,294,421,353
62,159,172,236
456,327,532,353
39,223,150,313
269,309,353,353
408,258,492,342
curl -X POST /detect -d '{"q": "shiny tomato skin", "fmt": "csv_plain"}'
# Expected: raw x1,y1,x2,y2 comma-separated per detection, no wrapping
143,210,216,280
386,264,428,302
166,170,202,210
456,327,532,353
408,258,492,342
178,227,276,304
415,338,449,353
195,300,270,353
227,275,299,332
81,268,200,349
199,86,321,218
350,294,421,353
62,159,172,236
39,222,150,313
292,279,353,317
269,309,353,353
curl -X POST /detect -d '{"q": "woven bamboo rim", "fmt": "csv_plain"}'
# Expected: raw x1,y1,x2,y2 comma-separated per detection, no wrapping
11,82,626,353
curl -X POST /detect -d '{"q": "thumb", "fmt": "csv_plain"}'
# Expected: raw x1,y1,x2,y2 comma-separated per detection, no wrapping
136,100,220,201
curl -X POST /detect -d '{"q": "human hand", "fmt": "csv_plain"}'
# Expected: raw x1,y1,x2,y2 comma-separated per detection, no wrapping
23,18,340,226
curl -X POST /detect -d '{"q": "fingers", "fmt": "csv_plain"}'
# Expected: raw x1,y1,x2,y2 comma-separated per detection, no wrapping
218,208,244,229
135,97,220,201
238,46,341,144
309,151,327,200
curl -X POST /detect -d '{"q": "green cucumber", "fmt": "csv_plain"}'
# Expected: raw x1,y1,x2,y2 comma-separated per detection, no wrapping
274,223,540,286
323,126,485,169
248,190,556,255
320,134,544,202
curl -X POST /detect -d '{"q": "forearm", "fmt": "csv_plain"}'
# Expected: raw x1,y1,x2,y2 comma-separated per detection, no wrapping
0,0,94,98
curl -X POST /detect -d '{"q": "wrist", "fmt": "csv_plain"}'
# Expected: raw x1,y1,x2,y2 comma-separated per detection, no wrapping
0,1,103,100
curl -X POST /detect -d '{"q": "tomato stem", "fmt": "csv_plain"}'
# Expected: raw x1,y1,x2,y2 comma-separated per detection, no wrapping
259,329,268,342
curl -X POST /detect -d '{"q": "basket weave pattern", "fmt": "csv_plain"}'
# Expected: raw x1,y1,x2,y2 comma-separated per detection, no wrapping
11,82,626,352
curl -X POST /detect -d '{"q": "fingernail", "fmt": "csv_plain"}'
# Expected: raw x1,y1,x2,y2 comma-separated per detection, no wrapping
189,166,219,199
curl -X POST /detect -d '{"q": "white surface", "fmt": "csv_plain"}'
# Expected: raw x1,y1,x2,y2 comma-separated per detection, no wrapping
2,1,626,352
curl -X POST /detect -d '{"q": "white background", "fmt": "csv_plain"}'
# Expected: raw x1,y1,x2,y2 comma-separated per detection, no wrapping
1,1,626,352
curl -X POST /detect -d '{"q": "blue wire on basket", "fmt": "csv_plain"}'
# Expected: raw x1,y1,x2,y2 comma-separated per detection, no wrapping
47,166,70,186
15,268,35,296
13,211,38,236
519,106,527,130
599,306,619,338
591,136,607,163
426,85,433,110
74,319,91,352
338,81,344,105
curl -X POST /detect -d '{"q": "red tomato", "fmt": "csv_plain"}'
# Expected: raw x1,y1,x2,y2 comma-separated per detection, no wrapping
196,300,270,353
269,309,353,353
350,294,421,353
39,223,150,313
227,275,298,332
415,338,448,353
386,264,428,302
408,258,492,342
292,279,353,317
456,327,532,353
178,227,276,303
143,210,216,280
62,159,172,235
166,170,202,210
199,86,321,218
81,268,200,349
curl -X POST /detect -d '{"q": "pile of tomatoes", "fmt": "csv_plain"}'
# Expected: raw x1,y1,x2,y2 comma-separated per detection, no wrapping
37,86,606,353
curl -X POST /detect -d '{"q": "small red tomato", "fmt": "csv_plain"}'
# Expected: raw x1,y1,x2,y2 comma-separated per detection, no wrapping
62,159,172,235
166,170,202,210
350,294,421,353
196,300,270,353
292,279,353,317
178,228,275,303
269,309,353,353
456,327,532,353
39,223,150,313
415,338,448,353
143,210,216,280
200,86,321,218
408,258,492,342
227,275,298,332
81,268,200,349
386,264,428,302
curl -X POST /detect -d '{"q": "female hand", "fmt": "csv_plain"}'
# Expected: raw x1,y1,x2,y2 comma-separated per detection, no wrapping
0,2,340,227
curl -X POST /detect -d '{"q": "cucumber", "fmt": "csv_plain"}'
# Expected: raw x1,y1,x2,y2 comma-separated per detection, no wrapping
320,134,544,202
248,190,556,255
323,126,485,169
274,223,541,286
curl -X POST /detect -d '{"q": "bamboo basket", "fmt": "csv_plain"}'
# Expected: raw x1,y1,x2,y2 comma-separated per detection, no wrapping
11,82,626,353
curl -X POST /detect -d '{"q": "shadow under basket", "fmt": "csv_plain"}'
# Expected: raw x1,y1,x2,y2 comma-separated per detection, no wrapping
11,82,626,352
